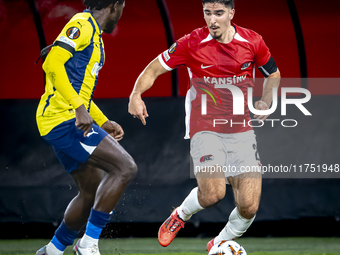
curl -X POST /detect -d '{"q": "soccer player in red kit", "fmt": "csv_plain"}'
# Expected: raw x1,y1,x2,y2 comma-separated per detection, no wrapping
129,0,280,251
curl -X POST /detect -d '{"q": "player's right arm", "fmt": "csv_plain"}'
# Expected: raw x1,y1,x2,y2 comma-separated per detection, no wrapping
129,36,189,125
128,58,169,125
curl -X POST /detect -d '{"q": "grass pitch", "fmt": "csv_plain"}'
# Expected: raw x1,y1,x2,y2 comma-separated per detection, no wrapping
0,237,339,255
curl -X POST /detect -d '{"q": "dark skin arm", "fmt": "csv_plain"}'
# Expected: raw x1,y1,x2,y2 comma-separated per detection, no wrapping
75,104,93,137
101,120,124,141
75,105,124,140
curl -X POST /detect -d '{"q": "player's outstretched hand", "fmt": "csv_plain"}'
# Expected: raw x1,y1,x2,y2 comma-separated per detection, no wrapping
75,104,94,137
254,100,270,122
101,120,124,141
128,94,149,125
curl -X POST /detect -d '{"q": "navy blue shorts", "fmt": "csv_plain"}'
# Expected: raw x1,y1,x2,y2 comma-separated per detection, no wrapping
43,118,108,173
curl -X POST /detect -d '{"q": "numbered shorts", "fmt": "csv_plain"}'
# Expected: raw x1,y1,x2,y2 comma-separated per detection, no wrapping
43,118,108,173
190,130,261,182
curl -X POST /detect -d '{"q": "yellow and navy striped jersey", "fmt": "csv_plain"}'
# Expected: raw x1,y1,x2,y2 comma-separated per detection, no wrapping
36,10,108,136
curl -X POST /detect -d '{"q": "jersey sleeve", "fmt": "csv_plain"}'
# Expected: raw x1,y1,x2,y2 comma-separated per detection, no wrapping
43,46,83,109
42,18,94,109
89,101,108,127
54,18,93,56
158,34,189,71
253,35,271,68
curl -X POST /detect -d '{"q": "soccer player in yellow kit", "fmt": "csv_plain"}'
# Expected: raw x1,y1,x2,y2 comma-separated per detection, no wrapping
36,1,136,255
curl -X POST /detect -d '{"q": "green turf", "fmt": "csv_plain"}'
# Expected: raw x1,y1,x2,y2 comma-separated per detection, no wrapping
0,237,339,255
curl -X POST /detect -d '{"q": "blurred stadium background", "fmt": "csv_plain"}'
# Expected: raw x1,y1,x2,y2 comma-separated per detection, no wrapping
0,0,340,253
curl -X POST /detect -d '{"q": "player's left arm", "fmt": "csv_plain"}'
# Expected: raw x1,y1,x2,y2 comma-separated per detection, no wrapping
254,68,281,121
101,120,124,141
253,35,281,121
89,101,124,141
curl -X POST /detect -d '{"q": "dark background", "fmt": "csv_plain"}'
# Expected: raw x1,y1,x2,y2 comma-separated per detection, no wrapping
0,0,340,239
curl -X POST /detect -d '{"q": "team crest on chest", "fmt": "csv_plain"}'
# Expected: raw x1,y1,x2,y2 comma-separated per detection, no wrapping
66,27,80,40
241,62,251,70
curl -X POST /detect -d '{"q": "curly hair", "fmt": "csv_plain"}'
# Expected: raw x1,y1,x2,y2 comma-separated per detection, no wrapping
202,0,234,9
83,0,124,10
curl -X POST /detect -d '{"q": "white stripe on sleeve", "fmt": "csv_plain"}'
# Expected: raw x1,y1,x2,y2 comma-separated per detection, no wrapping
158,53,173,71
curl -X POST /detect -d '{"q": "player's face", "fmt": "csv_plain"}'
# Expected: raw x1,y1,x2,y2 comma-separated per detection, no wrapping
203,3,234,40
104,1,125,34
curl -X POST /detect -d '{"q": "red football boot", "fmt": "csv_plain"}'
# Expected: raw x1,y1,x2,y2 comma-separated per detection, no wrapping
158,208,185,247
206,238,215,252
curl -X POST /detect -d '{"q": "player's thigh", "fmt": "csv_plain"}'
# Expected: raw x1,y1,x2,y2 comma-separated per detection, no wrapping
191,132,227,201
87,134,136,174
228,172,262,209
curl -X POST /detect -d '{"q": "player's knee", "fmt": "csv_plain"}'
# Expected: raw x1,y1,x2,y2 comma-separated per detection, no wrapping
205,192,225,207
120,156,138,182
199,188,225,207
215,188,226,201
127,158,138,180
239,203,258,219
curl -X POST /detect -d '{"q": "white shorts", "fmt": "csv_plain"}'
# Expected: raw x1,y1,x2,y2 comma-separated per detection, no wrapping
190,130,261,181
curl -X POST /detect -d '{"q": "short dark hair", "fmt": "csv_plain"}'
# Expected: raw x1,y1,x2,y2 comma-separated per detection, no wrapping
83,0,124,10
202,0,234,9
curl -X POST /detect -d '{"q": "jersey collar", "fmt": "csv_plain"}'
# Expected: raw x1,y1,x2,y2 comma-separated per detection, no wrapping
83,9,102,33
201,24,238,44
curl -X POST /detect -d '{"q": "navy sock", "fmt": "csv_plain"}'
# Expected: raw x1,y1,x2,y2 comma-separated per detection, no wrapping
84,208,111,239
51,221,79,251
51,236,66,252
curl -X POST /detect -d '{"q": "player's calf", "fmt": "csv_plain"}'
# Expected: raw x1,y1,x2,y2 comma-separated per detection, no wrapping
63,167,106,231
63,192,95,231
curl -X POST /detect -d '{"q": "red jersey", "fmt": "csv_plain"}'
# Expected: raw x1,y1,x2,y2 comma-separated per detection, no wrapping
158,24,272,138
